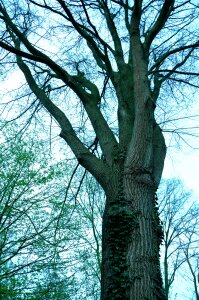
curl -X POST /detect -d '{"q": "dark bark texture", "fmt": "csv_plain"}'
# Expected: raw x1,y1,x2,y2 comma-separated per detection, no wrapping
101,126,166,300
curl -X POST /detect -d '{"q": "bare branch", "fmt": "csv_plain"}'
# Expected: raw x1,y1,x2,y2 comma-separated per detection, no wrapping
56,0,114,74
99,0,125,68
144,0,175,49
149,41,199,72
15,54,109,187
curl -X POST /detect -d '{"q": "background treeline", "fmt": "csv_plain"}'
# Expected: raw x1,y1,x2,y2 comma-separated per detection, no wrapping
0,121,198,300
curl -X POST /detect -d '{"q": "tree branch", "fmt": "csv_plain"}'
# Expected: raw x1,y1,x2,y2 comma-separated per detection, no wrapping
99,0,125,69
144,0,175,49
149,41,199,72
151,48,196,95
0,4,118,171
131,0,143,33
56,0,114,74
152,70,199,76
15,54,109,188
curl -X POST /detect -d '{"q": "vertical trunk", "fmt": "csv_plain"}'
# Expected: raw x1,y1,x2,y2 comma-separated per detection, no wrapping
186,255,199,300
101,25,167,299
101,172,166,300
125,176,165,300
164,248,169,300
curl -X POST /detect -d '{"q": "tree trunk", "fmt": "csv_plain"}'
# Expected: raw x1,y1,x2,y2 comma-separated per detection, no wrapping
164,249,169,300
101,172,166,300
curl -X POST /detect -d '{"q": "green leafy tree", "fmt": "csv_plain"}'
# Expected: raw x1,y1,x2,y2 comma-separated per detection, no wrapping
0,122,102,299
28,255,72,300
0,123,72,299
0,1,198,299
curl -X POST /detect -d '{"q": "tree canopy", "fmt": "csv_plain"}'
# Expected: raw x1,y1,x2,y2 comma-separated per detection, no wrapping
0,1,198,299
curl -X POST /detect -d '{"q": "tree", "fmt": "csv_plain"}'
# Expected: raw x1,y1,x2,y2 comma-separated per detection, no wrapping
0,121,103,299
158,179,199,299
0,122,73,299
181,216,199,300
30,171,104,300
183,242,199,300
0,1,198,299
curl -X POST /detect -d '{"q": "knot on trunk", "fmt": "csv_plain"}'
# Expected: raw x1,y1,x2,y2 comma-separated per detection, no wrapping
125,167,155,187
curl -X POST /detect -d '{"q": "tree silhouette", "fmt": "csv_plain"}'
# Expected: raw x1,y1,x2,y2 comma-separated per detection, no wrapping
0,1,198,299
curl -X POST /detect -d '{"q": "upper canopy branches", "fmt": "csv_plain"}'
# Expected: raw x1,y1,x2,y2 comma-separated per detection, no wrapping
0,1,197,82
0,0,198,183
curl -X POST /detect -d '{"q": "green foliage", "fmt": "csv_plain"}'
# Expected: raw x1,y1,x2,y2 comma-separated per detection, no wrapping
0,122,69,299
0,121,102,299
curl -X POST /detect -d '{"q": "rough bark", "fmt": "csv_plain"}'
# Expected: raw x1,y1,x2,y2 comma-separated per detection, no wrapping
101,125,166,300
101,175,166,299
99,11,167,298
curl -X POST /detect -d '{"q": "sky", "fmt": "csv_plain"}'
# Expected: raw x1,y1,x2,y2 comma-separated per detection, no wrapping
162,98,199,197
164,146,199,194
162,135,199,299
